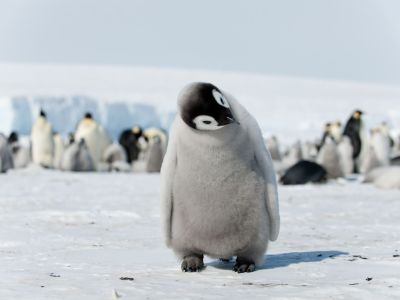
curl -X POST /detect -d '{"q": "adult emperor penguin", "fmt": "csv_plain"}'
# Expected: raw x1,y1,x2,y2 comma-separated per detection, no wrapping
31,110,54,168
161,82,280,273
75,113,111,169
343,110,364,172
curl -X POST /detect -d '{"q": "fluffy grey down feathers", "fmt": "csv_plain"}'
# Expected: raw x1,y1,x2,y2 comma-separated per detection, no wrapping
161,90,280,265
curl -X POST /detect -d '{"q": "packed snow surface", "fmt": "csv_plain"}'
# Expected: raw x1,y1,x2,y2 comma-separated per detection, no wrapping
0,168,399,299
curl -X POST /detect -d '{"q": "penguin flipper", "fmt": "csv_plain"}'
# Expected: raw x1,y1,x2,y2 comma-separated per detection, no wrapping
249,117,280,241
160,118,178,247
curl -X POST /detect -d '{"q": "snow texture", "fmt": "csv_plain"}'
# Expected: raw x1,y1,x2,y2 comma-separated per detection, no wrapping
0,168,399,299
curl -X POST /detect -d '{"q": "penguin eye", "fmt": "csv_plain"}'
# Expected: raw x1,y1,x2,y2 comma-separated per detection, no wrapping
212,89,230,108
192,115,222,130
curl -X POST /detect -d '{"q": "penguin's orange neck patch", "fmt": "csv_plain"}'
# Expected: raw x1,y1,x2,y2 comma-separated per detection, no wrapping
353,112,361,119
81,118,93,125
132,127,140,134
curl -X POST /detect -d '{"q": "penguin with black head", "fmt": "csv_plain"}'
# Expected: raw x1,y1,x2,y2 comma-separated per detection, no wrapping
8,131,30,168
31,109,54,168
343,110,364,172
118,126,143,163
161,82,279,273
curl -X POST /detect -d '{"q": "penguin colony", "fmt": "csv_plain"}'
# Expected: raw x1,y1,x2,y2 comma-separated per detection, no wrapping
0,110,167,173
269,111,400,189
1,89,399,184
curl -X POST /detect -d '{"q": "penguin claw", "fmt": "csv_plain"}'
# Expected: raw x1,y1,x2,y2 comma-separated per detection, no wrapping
233,257,256,273
181,255,204,272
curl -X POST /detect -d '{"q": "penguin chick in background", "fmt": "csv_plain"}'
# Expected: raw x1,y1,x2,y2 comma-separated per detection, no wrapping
265,135,282,161
31,110,54,168
370,127,391,167
145,136,163,173
337,136,354,176
317,136,343,179
53,133,65,169
161,82,280,273
0,133,14,172
7,131,30,169
60,139,95,172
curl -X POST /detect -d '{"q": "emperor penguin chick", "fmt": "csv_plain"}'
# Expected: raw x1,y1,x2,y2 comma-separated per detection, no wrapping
60,139,95,172
0,133,14,172
161,82,280,273
146,136,163,173
337,136,354,176
265,135,281,161
316,136,343,179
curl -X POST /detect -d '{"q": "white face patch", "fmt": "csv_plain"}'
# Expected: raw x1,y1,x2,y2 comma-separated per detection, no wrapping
212,89,230,108
192,115,223,130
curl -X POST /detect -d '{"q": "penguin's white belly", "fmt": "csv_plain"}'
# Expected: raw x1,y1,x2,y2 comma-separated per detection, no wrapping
32,132,53,166
172,142,266,257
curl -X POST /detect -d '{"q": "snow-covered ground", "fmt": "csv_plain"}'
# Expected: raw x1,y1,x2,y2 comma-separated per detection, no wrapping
0,167,399,299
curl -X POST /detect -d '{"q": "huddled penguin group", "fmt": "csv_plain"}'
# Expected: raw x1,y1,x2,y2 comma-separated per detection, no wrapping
0,109,168,174
267,110,400,189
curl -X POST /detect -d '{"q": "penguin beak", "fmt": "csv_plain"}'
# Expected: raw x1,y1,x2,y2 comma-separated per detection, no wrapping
226,116,240,125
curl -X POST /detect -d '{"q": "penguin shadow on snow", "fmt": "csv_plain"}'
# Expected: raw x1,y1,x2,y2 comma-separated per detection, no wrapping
207,250,348,271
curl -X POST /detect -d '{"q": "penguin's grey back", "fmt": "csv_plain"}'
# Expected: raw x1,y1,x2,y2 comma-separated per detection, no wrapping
370,130,390,167
0,134,14,172
146,138,163,173
61,140,95,172
359,145,380,174
102,143,127,164
266,136,281,161
364,166,400,189
337,136,354,176
317,137,343,179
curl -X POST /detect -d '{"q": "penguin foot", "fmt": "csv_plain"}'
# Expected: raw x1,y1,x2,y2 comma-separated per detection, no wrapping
181,254,204,272
233,257,256,273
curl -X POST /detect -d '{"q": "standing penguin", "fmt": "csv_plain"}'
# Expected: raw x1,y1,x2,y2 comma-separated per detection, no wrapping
337,136,354,176
7,131,30,169
53,133,65,169
74,113,111,169
118,127,142,163
316,136,343,179
145,136,163,173
343,110,364,172
0,133,14,173
31,110,54,168
161,82,280,273
143,127,168,156
370,128,390,167
265,135,282,161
